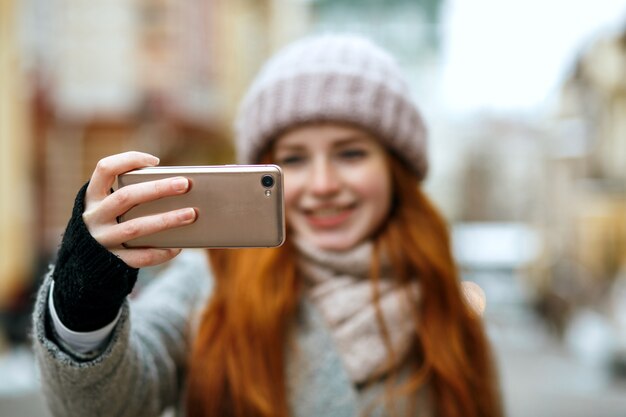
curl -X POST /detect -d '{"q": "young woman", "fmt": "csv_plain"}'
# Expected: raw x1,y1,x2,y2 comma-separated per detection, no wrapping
32,34,503,417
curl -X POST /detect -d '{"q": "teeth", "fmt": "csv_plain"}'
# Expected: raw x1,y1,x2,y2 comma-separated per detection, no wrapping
310,207,345,217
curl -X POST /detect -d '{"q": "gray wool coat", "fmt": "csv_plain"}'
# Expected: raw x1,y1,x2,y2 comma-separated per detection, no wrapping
32,250,427,417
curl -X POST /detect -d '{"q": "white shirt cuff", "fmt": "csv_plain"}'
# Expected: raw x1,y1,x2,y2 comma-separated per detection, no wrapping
48,280,121,354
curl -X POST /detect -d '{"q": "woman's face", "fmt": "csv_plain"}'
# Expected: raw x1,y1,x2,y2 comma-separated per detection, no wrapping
273,123,393,252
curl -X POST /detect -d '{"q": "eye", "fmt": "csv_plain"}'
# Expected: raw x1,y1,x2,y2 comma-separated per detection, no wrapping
276,154,306,166
338,148,367,160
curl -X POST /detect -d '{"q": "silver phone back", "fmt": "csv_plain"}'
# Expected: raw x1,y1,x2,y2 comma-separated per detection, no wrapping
117,165,285,248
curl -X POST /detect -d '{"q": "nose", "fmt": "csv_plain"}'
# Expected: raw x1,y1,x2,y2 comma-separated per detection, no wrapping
309,158,340,197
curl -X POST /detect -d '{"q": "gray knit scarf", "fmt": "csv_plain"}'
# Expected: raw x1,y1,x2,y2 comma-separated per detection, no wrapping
294,239,420,384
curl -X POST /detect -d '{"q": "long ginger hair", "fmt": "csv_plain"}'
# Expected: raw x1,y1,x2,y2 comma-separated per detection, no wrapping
186,153,503,417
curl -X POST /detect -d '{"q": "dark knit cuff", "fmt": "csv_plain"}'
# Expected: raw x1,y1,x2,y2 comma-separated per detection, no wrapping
52,182,138,332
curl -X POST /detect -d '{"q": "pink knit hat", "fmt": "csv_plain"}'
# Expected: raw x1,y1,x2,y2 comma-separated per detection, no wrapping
235,33,429,180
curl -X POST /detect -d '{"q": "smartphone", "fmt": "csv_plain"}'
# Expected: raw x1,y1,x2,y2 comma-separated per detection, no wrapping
117,165,285,248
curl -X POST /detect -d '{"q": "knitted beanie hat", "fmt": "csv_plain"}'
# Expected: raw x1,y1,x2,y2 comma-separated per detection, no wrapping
235,33,429,180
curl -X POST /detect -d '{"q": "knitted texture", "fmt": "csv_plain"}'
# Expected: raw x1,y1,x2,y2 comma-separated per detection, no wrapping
294,237,419,384
52,182,138,332
235,33,428,180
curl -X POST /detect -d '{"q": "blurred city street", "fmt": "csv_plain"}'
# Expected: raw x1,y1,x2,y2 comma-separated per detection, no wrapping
2,0,626,416
490,310,626,417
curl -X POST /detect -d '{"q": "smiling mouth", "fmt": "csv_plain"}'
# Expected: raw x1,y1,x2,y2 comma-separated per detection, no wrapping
304,205,355,228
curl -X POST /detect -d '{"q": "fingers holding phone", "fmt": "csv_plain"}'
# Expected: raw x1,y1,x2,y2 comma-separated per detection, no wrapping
87,175,192,229
82,151,197,268
94,205,197,248
117,166,285,249
86,151,160,201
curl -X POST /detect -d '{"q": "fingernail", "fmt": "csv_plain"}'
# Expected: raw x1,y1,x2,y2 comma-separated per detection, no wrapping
172,177,189,192
149,156,160,165
179,208,196,222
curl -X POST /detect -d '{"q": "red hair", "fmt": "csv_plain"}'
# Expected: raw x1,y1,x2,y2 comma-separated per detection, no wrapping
186,156,502,417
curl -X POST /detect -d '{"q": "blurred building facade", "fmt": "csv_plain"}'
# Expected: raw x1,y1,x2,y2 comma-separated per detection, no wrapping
0,0,34,312
554,30,626,313
554,30,626,368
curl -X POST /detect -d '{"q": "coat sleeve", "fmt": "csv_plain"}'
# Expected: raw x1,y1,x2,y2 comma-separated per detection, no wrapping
31,250,213,417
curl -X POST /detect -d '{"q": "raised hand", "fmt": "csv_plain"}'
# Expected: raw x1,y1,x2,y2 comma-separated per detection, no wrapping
82,151,197,268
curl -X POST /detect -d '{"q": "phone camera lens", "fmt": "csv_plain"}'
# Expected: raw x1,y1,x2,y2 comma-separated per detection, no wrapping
261,175,274,188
